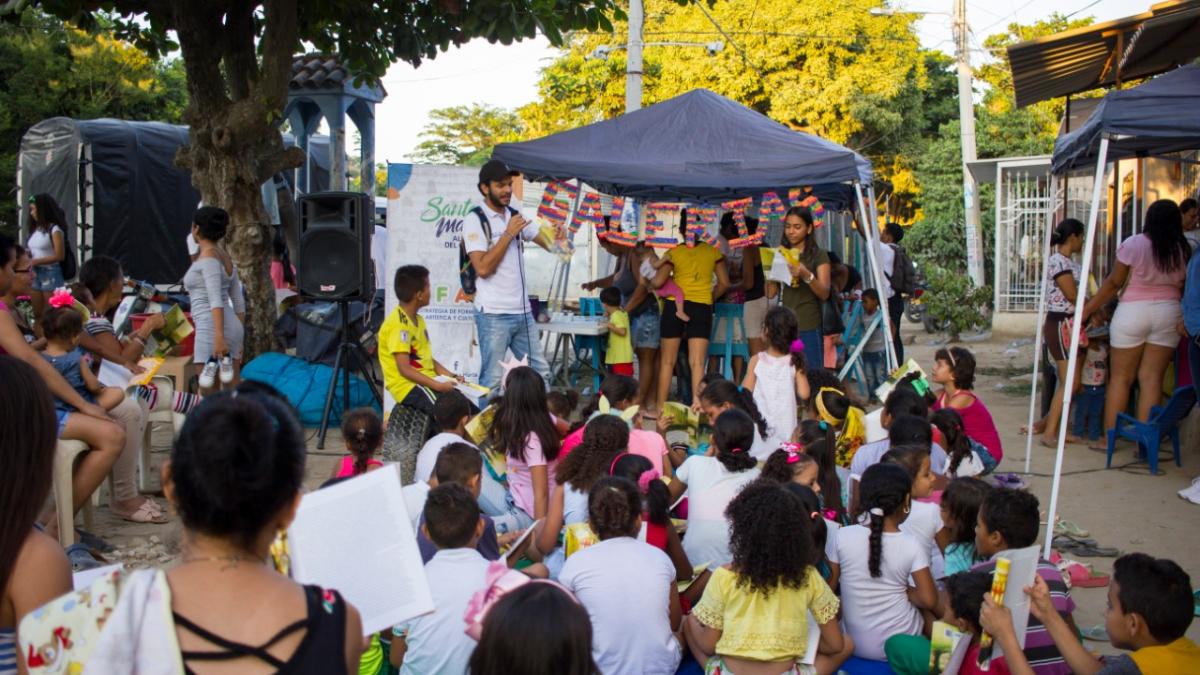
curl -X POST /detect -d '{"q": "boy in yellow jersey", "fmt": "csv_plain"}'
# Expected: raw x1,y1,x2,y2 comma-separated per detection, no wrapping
379,265,464,413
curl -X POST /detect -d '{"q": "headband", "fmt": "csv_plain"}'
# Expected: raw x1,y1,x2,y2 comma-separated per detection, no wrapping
814,387,845,426
609,452,630,476
637,469,661,492
597,394,639,424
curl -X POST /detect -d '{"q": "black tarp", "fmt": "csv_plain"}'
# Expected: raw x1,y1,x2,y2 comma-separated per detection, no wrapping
1052,64,1200,173
18,118,330,284
493,89,872,205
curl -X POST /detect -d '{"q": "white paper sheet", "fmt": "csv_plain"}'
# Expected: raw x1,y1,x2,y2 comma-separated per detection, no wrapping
288,465,434,635
767,255,793,286
801,612,821,666
73,563,123,590
995,545,1040,654
502,518,543,563
98,360,134,389
434,376,489,405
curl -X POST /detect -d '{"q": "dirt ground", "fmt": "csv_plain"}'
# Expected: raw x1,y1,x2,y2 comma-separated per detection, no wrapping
91,320,1200,657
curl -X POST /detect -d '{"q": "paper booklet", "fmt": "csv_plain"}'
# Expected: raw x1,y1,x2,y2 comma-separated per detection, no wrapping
994,545,1040,653
501,518,543,563
434,376,490,406
929,620,971,674
287,465,435,635
98,357,165,389
873,358,930,403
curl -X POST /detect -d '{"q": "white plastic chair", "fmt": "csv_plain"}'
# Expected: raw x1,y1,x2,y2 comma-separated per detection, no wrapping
53,440,93,547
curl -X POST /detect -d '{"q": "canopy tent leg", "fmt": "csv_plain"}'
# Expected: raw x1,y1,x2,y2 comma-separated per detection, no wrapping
856,182,898,372
1043,137,1108,560
1024,173,1059,474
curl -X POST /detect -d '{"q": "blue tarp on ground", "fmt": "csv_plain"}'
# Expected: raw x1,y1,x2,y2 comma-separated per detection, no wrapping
242,351,378,427
1053,64,1200,173
493,89,872,205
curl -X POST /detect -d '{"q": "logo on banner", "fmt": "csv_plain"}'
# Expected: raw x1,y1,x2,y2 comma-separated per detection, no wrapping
422,196,477,249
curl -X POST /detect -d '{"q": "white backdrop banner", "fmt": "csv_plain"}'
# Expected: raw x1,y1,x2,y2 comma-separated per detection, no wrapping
385,163,529,410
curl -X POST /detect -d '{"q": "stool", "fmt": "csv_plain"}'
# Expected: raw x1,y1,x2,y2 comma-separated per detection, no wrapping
707,303,750,381
53,440,98,547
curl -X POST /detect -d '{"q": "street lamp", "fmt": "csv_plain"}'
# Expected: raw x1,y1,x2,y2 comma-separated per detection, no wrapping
588,41,724,61
868,3,985,288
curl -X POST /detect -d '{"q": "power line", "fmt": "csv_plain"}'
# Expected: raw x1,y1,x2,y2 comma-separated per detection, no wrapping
692,2,767,80
642,29,911,43
1064,0,1104,19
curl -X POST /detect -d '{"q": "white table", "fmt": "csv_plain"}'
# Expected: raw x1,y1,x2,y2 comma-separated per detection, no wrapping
539,319,608,391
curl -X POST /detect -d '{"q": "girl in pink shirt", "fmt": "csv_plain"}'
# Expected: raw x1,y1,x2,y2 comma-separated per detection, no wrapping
932,347,1003,464
1083,200,1192,437
559,375,673,476
331,408,384,479
490,366,561,523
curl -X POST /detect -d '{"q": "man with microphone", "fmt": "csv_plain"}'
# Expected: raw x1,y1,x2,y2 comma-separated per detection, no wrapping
463,159,554,392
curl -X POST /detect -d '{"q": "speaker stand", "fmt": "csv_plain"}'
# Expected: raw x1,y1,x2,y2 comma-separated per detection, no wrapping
316,300,383,449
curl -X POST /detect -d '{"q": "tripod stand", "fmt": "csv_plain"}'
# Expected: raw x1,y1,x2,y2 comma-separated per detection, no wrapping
317,300,383,449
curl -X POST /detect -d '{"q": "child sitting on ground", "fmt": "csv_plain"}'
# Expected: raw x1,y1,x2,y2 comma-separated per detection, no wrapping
838,463,937,662
932,408,994,478
466,583,597,675
761,446,820,488
490,366,561,524
981,552,1200,674
808,378,866,468
857,288,888,400
851,388,951,479
686,480,853,674
882,444,944,579
559,477,683,673
330,407,383,479
415,390,473,484
972,488,1076,674
546,389,580,430
637,245,689,321
886,570,1012,675
562,375,672,476
609,453,693,582
796,420,851,523
668,409,761,570
599,287,634,376
40,298,125,412
785,483,840,591
743,305,810,452
392,483,496,673
931,346,1003,464
936,477,991,577
414,443,513,566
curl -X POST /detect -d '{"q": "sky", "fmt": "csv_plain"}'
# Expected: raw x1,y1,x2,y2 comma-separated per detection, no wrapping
372,0,1153,162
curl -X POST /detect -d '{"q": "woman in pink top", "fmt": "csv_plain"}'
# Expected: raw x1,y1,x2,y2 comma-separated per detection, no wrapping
1083,200,1191,436
489,366,561,524
932,347,1003,463
559,375,673,476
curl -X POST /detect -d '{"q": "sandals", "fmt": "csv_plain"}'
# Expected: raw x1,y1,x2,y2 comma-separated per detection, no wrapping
1052,535,1119,557
115,500,169,524
992,473,1028,490
1054,519,1090,539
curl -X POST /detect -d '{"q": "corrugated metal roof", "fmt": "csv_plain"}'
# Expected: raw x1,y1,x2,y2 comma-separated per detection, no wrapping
1008,0,1200,108
289,54,386,101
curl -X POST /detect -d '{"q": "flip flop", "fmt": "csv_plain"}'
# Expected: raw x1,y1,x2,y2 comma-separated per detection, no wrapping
1080,625,1109,642
75,528,115,553
115,501,169,524
1067,543,1120,558
1062,561,1109,588
65,543,105,572
1054,519,1090,539
993,473,1028,490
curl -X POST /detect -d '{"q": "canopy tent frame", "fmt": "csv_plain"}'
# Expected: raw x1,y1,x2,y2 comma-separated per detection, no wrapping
1022,173,1060,474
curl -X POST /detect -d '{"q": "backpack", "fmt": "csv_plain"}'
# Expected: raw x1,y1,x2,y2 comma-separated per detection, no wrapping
885,243,915,296
60,236,77,281
459,206,518,295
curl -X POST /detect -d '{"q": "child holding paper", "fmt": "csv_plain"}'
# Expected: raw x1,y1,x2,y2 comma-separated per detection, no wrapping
392,483,494,674
885,571,1012,674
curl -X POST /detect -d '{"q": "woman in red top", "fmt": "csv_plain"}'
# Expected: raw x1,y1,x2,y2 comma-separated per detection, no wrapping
932,347,1003,464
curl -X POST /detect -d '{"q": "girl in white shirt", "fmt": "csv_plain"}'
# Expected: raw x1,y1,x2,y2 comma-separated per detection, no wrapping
25,193,68,318
837,463,937,661
559,476,682,675
882,444,945,579
742,305,812,454
668,409,761,569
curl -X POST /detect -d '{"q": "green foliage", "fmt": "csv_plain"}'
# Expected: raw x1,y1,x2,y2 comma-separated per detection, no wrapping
410,103,525,166
519,0,933,203
921,265,992,340
0,8,187,233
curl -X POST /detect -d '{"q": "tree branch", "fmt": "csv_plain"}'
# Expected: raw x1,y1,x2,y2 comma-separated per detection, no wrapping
170,0,229,118
259,0,299,110
224,0,257,101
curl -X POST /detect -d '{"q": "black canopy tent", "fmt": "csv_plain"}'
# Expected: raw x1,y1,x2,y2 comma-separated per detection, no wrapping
493,89,872,206
493,88,895,367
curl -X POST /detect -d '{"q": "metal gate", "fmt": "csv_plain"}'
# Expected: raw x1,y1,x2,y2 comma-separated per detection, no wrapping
995,160,1054,312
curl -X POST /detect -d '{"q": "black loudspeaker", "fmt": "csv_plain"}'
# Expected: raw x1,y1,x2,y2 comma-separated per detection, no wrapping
297,191,373,300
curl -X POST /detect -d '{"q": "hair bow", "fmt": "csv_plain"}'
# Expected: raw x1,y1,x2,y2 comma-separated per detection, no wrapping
868,507,884,517
637,469,661,492
729,446,745,454
821,508,839,522
781,442,803,464
789,338,806,354
48,287,75,309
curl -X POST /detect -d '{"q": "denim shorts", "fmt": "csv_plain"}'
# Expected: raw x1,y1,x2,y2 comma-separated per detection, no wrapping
631,306,661,349
55,409,70,437
33,264,65,292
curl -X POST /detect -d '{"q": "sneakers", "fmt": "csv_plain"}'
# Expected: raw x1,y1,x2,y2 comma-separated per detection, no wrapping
198,357,219,389
1178,477,1200,505
219,355,234,384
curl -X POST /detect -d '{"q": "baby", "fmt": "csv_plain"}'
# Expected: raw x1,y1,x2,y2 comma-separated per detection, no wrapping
636,245,689,321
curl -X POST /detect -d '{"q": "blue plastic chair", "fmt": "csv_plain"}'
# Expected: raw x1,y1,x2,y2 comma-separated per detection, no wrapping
570,298,605,391
1106,385,1195,474
707,303,751,381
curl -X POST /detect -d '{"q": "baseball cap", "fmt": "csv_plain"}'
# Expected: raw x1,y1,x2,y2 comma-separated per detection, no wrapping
478,159,520,185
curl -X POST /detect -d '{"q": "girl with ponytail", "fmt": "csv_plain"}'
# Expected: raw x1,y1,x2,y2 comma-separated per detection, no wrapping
333,408,384,478
836,463,936,662
742,305,812,455
698,378,771,458
806,376,866,468
610,453,693,581
668,409,761,570
1037,217,1086,448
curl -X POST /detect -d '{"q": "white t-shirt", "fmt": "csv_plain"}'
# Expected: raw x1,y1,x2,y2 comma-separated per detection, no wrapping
397,548,491,675
941,450,986,479
372,224,388,291
27,225,63,260
675,456,759,569
462,202,539,314
900,500,945,579
415,433,474,484
836,525,930,661
401,480,430,532
823,518,841,566
559,537,682,675
849,439,950,478
875,241,896,299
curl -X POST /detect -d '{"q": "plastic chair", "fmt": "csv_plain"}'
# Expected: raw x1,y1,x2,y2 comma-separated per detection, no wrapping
1106,385,1195,475
707,303,750,381
570,298,604,390
53,440,94,547
139,375,186,493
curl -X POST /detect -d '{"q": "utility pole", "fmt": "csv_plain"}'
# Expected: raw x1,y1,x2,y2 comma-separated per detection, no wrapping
626,0,644,113
954,0,985,287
